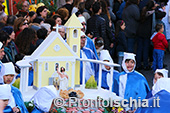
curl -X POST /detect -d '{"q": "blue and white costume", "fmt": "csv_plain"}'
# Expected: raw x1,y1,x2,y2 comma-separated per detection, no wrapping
78,16,98,59
113,53,150,109
0,42,4,84
31,85,58,113
136,78,170,113
99,50,119,90
80,47,98,84
2,62,28,113
0,84,13,113
146,69,168,99
80,31,99,84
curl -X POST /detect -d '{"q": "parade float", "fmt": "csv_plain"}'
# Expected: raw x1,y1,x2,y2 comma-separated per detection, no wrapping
16,14,123,112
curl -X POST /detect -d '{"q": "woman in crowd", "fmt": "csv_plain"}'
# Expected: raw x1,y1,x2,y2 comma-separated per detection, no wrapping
15,28,37,55
27,11,37,24
51,14,62,26
36,6,48,20
13,17,28,39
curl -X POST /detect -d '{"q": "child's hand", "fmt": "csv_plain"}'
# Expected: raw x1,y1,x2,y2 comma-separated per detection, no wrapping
0,100,5,112
12,107,20,113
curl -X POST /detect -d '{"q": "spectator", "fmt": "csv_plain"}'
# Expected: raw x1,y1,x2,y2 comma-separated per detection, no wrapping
56,7,69,25
51,14,62,26
62,0,73,18
1,26,18,63
71,0,84,14
115,20,127,72
86,2,106,47
116,0,127,20
58,25,66,40
0,12,7,24
6,15,17,27
122,0,140,53
21,0,29,12
36,27,48,47
33,17,44,24
15,28,37,55
151,23,168,71
44,18,55,31
113,0,123,14
136,0,157,70
100,0,115,54
28,11,37,24
13,17,28,39
36,6,48,20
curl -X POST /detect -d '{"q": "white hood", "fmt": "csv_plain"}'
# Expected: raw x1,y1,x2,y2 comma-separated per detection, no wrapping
122,52,136,73
2,62,16,85
32,85,58,112
100,50,113,71
155,69,168,78
152,78,170,95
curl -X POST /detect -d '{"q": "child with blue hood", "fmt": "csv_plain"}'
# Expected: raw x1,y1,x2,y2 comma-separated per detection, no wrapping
113,52,150,111
99,50,119,90
0,84,13,113
136,78,170,113
2,62,28,113
146,68,168,99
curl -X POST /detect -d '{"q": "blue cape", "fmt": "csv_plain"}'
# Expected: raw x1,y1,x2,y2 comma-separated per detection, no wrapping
80,47,99,84
11,86,28,113
101,70,119,90
113,71,150,101
135,90,170,113
85,37,99,59
3,106,13,113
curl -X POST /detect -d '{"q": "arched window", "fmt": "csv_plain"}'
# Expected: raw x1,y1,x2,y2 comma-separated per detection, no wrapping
73,29,78,38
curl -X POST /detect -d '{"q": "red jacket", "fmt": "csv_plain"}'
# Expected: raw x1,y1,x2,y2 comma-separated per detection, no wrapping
152,32,168,51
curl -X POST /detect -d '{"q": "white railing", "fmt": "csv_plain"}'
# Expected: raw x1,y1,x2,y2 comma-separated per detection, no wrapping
76,58,120,93
16,58,120,94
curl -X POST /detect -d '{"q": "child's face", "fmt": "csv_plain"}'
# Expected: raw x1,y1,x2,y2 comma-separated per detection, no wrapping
125,59,135,72
159,26,164,33
154,72,163,84
103,60,111,70
3,74,14,84
0,99,9,109
120,23,126,30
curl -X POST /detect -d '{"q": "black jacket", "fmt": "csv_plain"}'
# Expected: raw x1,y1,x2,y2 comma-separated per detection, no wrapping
86,15,106,40
100,13,115,50
116,31,127,52
122,4,140,38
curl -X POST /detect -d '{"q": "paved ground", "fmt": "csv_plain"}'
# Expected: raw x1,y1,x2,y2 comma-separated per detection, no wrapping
139,51,170,89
